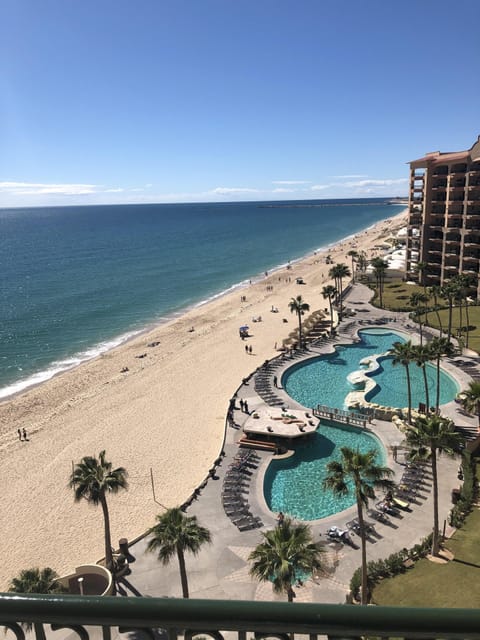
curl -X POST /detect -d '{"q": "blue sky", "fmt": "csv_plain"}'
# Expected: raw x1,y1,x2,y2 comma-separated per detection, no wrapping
1,0,479,208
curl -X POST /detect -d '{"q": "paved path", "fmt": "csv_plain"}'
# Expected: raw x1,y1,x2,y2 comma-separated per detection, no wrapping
121,283,477,604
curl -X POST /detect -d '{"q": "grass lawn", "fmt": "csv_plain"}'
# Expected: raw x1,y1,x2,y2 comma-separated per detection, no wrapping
364,277,480,353
372,509,480,607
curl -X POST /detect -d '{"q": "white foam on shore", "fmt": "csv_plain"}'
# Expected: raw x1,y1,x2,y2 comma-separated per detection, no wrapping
0,329,142,400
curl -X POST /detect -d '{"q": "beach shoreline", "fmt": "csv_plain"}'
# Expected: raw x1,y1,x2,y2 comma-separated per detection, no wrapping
0,207,407,589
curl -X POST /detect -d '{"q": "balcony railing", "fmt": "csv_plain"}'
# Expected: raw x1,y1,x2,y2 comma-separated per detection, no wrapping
2,594,480,640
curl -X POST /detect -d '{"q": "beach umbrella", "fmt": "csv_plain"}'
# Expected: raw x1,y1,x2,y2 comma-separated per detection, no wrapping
240,325,249,331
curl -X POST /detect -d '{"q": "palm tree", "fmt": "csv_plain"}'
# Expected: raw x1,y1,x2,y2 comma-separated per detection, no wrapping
404,415,463,556
323,448,394,604
457,273,475,349
390,340,415,423
9,567,64,594
249,517,323,602
288,295,310,347
356,250,368,275
412,344,432,413
328,263,351,319
415,261,428,293
429,337,455,413
147,507,211,598
440,281,458,342
9,567,66,631
370,257,388,308
69,450,128,572
428,285,444,337
409,291,429,345
461,381,480,432
322,285,337,334
347,249,359,283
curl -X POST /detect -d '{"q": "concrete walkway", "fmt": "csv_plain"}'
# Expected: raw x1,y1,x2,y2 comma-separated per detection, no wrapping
121,283,477,604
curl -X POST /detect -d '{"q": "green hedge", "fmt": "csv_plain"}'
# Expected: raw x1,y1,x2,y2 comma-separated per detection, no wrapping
349,534,433,603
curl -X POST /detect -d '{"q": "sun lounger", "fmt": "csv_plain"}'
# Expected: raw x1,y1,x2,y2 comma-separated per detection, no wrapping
392,496,409,509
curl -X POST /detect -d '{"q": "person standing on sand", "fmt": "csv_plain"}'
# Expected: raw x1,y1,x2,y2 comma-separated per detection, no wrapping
17,429,22,441
249,345,252,354
22,428,28,441
245,344,248,354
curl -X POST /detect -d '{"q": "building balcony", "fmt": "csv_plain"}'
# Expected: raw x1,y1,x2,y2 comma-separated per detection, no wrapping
445,237,461,244
2,593,480,640
451,165,467,174
432,168,449,176
463,254,479,261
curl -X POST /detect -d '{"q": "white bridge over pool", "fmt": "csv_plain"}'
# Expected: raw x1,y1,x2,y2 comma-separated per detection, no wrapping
312,404,371,428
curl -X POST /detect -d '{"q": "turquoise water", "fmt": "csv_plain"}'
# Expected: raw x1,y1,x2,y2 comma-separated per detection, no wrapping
283,328,458,410
0,199,402,398
264,421,385,520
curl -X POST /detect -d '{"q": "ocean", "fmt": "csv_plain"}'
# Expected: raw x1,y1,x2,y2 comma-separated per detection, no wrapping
0,198,404,399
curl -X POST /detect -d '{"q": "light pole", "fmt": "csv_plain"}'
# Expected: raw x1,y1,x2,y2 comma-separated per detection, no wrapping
78,576,84,596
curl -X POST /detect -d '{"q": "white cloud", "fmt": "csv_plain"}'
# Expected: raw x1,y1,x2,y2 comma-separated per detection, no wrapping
104,188,125,193
310,184,333,191
272,180,311,185
210,187,260,195
272,187,295,193
344,178,408,188
0,181,97,195
331,174,368,179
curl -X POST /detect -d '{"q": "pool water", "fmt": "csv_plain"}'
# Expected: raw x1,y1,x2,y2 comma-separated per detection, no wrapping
282,328,458,410
264,421,385,520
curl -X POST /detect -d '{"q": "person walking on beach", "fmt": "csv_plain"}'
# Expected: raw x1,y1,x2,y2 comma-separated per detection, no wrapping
240,399,244,412
249,345,252,354
22,428,28,441
244,400,249,414
17,429,22,441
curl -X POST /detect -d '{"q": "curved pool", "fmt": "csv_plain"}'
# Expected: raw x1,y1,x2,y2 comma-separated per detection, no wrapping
282,328,458,410
264,421,385,520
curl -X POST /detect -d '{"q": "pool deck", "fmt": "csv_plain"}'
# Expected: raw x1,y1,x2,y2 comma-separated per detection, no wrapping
122,283,479,604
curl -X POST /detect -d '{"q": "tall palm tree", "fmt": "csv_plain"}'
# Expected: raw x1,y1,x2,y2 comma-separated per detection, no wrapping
409,291,429,345
347,249,359,283
428,285,444,337
440,281,458,342
428,337,455,413
390,340,415,423
415,261,428,293
461,381,480,432
323,448,394,604
9,567,64,594
457,273,475,349
147,507,211,598
356,250,368,275
288,295,310,347
69,450,128,572
249,517,323,602
404,415,463,556
328,263,351,319
322,285,337,334
412,343,432,413
370,257,388,308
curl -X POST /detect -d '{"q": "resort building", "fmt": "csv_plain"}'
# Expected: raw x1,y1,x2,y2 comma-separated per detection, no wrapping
406,136,480,294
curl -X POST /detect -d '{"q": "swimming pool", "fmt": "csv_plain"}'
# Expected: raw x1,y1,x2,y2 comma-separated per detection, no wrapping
282,328,458,410
264,420,385,520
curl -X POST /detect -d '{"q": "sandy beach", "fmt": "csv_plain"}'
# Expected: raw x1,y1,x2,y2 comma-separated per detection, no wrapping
0,208,407,590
